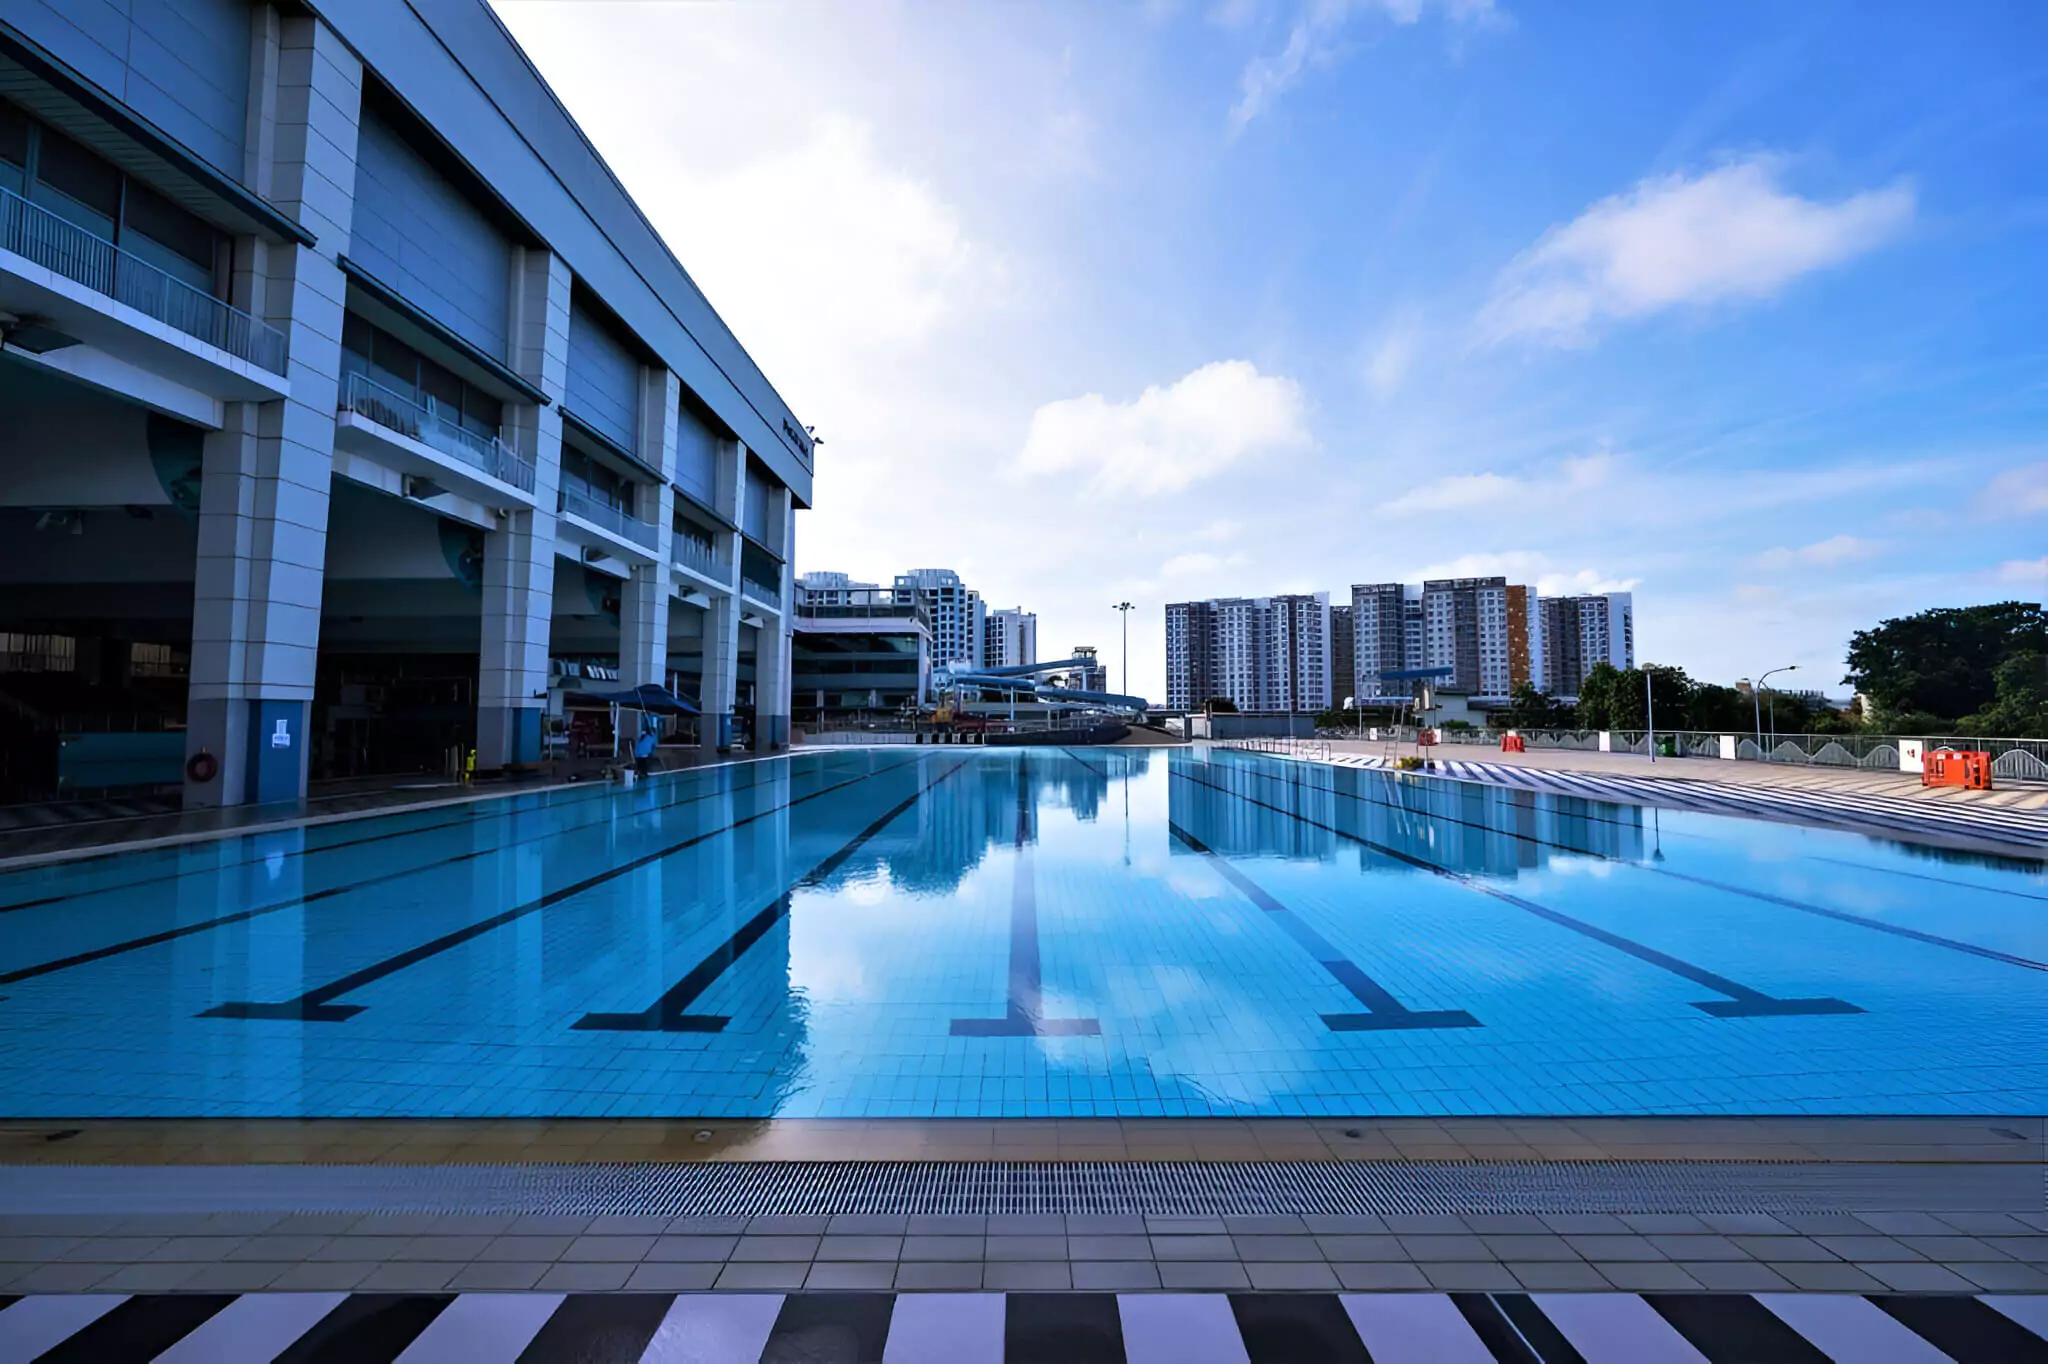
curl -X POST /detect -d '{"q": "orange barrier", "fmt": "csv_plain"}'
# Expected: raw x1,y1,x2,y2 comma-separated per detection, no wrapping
1501,734,1526,753
1922,749,1993,791
1417,729,1439,747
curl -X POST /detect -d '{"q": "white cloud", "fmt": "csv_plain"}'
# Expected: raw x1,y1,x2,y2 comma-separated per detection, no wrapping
1479,156,1914,346
1406,551,1638,597
1979,462,2048,517
1016,360,1312,495
1383,451,1610,514
1996,556,2048,584
1748,534,1885,570
1365,330,1414,397
1160,550,1249,579
1228,0,1501,136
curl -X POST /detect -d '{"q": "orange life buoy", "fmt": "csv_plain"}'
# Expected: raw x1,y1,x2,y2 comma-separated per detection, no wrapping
185,750,219,783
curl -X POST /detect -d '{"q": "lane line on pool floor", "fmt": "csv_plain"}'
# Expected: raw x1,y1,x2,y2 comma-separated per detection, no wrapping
576,757,974,1033
952,752,1102,1037
0,752,872,915
1167,821,1482,1033
0,758,809,998
1171,766,1864,1020
1216,754,2042,979
198,756,928,1023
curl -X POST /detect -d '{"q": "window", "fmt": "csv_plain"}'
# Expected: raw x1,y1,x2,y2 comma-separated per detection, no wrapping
562,447,632,513
342,312,505,439
122,180,218,293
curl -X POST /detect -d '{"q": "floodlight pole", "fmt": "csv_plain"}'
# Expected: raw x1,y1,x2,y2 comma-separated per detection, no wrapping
1112,601,1134,701
1646,667,1655,764
1753,664,1797,759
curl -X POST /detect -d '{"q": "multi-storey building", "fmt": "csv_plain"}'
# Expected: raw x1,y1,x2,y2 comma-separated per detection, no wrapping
0,0,810,805
1329,603,1354,707
983,607,1037,670
792,584,930,724
1528,591,1634,700
1164,593,1330,713
795,571,878,607
1348,582,1406,699
894,569,983,669
1419,577,1530,702
1066,645,1107,694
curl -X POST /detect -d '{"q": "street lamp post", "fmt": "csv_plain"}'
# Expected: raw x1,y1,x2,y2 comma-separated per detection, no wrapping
1751,664,1798,759
1645,667,1656,764
1112,601,1134,701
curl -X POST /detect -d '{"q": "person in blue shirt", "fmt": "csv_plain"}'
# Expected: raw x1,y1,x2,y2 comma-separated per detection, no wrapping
633,717,659,774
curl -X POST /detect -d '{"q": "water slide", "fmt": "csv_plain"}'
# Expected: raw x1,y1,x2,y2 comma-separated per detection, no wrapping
933,657,1150,714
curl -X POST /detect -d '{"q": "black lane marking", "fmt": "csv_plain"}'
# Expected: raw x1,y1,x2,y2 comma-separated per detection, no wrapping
1446,1293,1554,1363
202,757,923,1022
514,1292,678,1361
1227,1292,1371,1363
0,762,792,994
1004,1293,1126,1364
34,1292,236,1363
1174,765,1862,1019
1655,866,2048,975
576,760,970,1032
951,753,1101,1038
1644,1293,1831,1363
275,1293,453,1362
1871,1293,2048,1362
0,756,809,914
1811,855,2048,901
761,1293,896,1364
1169,822,1480,1033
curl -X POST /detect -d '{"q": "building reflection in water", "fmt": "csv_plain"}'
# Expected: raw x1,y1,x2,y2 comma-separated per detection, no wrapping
1166,748,1645,877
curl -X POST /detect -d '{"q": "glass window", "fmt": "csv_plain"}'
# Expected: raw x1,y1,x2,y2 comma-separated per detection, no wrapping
0,102,26,195
31,126,119,236
121,179,219,292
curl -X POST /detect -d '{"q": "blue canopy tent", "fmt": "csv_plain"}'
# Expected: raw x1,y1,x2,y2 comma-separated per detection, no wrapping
562,684,699,715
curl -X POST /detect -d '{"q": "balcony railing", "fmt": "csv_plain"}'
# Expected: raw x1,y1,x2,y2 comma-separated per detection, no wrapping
338,372,536,493
673,532,720,578
1,186,288,375
741,572,782,605
558,484,659,551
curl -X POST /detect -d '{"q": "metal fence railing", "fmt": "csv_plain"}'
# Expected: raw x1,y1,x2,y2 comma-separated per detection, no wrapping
741,573,781,605
673,532,722,579
1432,726,2048,782
339,372,535,493
1219,735,1332,762
2,186,288,375
558,484,660,550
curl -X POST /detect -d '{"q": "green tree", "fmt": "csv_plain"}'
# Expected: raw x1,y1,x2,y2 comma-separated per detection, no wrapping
1574,662,1622,729
1689,683,1751,732
1584,664,1694,730
1498,681,1576,729
1959,652,2048,738
1844,603,2048,724
1203,696,1238,714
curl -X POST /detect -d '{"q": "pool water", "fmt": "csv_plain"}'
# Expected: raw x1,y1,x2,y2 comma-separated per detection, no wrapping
0,747,2042,1118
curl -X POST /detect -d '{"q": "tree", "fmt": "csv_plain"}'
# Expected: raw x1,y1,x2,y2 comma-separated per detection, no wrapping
1959,652,2048,738
1574,662,1622,729
1844,603,2048,724
1497,682,1576,730
1689,683,1750,732
1202,696,1238,714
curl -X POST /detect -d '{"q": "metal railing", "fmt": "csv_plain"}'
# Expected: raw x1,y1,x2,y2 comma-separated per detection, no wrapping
557,484,660,550
1,186,288,375
338,372,535,493
1435,726,2048,781
1219,735,1332,762
741,573,781,605
672,532,722,578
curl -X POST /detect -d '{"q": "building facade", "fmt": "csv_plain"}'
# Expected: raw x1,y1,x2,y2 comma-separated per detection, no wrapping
983,606,1036,670
894,568,982,669
1329,603,1354,707
1348,582,1406,699
1164,593,1330,713
1529,591,1635,700
792,584,930,725
0,0,809,805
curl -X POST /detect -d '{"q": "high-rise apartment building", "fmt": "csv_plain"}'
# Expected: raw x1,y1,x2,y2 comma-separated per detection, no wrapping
1330,604,1355,707
983,608,1037,670
1348,583,1407,699
1164,593,1331,712
1528,591,1635,700
894,569,984,668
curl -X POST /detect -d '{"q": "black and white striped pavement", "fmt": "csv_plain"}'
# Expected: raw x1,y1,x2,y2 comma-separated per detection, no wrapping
1332,753,2048,853
2,1289,2046,1362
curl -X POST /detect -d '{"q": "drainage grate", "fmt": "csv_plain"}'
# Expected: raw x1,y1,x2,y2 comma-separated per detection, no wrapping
0,1160,2035,1217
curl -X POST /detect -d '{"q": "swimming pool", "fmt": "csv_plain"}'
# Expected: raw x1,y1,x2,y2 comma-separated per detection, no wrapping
0,746,2042,1118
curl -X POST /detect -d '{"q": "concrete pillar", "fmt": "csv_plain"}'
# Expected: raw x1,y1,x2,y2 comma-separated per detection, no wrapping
621,368,679,692
185,15,360,807
478,248,570,771
753,485,795,749
699,437,746,753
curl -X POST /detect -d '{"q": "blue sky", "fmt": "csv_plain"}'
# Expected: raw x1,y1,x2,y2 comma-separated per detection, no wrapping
495,0,2048,702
